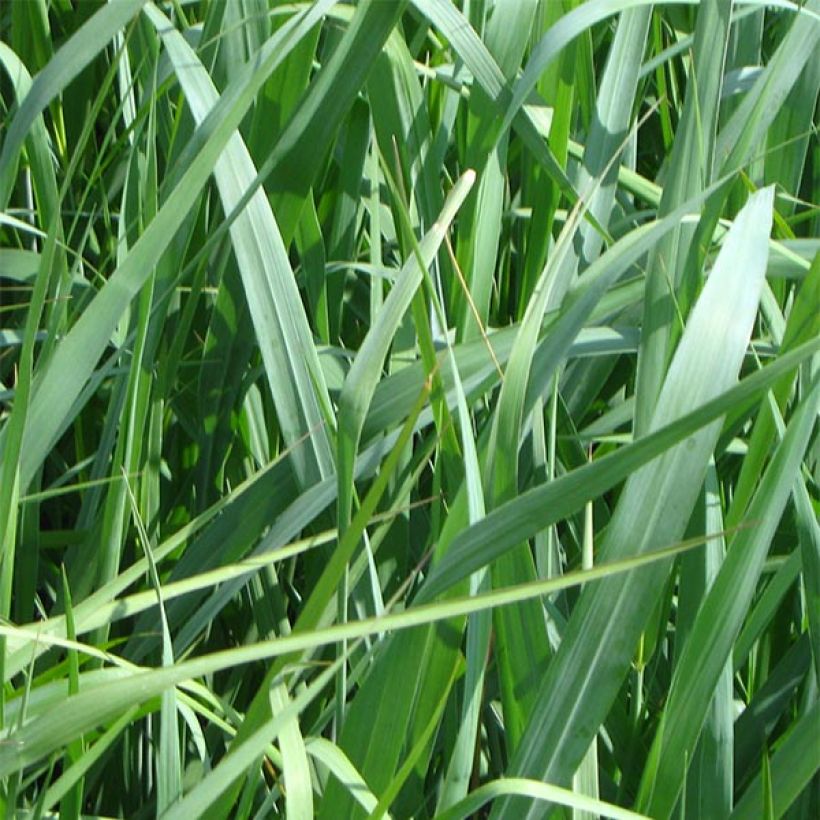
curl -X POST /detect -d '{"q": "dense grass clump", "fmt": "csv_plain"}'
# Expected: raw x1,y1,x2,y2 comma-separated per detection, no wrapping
0,1,818,817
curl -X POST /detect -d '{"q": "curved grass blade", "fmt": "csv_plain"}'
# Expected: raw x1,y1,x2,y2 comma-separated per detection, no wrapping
436,777,649,820
0,539,711,780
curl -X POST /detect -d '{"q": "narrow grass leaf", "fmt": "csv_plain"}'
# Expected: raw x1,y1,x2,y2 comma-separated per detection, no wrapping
491,187,775,818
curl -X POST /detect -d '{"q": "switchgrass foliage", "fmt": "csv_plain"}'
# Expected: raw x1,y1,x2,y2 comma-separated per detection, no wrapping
0,1,818,817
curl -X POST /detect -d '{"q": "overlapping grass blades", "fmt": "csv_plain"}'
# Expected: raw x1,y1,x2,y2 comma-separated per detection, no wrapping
0,2,817,818
492,185,777,817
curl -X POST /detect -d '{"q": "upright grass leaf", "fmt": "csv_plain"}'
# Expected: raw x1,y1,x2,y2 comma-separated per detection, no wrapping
194,251,256,507
263,0,407,244
412,0,578,204
268,683,313,820
57,568,82,820
0,0,147,208
87,147,155,605
727,223,820,530
676,463,733,819
306,738,381,814
0,43,60,230
517,0,578,315
716,0,820,176
336,171,475,552
796,464,820,683
497,0,693,143
732,634,813,792
0,2,332,492
764,47,820,218
729,700,820,820
453,0,537,339
634,0,733,435
637,379,819,816
569,6,652,272
122,473,181,814
436,353,490,809
325,99,370,342
0,224,59,624
367,32,441,231
144,3,335,487
491,187,775,818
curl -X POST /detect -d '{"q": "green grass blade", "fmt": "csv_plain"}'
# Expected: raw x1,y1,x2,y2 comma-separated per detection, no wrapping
675,463,733,818
145,4,335,487
336,171,474,538
0,0,146,208
0,539,708,780
570,7,651,271
491,186,775,818
419,336,818,602
634,0,733,434
2,4,328,492
265,0,407,244
638,379,819,816
716,0,820,174
306,738,381,815
437,777,649,820
729,700,820,820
